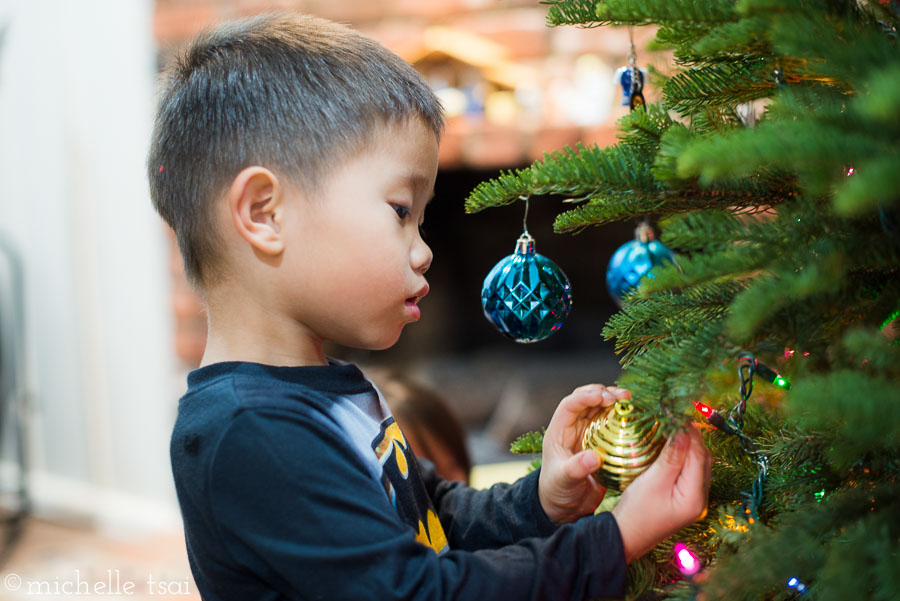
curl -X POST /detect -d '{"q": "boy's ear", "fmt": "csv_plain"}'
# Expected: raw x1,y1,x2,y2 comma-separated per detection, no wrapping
228,167,284,256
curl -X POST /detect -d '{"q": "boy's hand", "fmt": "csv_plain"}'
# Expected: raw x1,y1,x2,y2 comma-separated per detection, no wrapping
538,384,631,524
611,424,712,562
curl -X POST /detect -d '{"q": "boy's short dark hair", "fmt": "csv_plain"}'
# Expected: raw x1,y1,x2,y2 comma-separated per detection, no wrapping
147,13,444,290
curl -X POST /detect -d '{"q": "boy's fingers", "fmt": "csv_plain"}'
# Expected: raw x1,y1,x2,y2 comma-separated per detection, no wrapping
568,386,616,409
572,383,608,395
572,383,629,398
609,386,631,401
555,385,626,421
572,384,631,403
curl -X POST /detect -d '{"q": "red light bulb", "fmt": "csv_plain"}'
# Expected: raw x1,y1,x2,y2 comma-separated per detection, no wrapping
693,401,713,417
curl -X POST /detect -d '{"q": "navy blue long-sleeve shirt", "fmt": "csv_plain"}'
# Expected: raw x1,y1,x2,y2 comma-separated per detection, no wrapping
170,361,627,600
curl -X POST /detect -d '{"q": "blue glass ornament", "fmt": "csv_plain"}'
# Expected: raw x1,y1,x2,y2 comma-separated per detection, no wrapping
606,223,676,305
481,232,573,343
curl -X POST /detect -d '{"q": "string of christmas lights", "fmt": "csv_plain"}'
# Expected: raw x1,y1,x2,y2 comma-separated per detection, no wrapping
670,353,793,591
693,352,789,516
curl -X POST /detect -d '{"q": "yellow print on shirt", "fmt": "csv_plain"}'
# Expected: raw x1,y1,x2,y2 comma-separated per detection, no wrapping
373,420,409,478
415,509,449,554
372,417,448,555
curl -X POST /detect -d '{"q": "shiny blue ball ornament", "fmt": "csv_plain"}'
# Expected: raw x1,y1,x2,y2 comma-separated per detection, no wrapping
606,223,676,305
481,232,573,343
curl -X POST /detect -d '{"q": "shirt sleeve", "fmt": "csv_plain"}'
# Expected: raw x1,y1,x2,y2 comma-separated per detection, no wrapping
208,408,627,601
416,457,559,551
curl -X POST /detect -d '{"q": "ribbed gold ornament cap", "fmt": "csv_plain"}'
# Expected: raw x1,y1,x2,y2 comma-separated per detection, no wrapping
581,400,665,491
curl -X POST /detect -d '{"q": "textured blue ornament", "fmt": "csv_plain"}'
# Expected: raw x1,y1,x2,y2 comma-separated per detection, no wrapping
481,233,573,343
606,223,676,305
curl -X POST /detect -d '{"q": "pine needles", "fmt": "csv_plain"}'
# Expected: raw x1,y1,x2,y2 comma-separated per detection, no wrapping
465,0,900,598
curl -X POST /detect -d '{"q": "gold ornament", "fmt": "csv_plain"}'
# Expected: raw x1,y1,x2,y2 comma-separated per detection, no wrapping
582,400,665,491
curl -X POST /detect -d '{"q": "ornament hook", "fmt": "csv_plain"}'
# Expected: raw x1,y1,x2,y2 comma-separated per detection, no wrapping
627,26,637,69
515,196,535,253
520,195,530,235
635,219,654,244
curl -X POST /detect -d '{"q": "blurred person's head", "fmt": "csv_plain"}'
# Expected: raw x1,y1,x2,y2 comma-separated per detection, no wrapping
375,372,472,483
147,12,443,294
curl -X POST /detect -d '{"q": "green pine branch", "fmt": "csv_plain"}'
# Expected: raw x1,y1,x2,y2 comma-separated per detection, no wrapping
509,429,545,454
789,368,900,470
551,181,788,233
657,210,749,252
464,142,660,214
602,281,741,365
663,58,776,114
690,17,771,57
703,483,900,600
464,104,679,215
595,0,739,25
608,318,737,428
545,0,739,27
543,0,605,28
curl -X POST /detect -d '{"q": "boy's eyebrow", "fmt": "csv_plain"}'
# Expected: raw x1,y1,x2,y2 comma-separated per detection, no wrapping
398,173,436,202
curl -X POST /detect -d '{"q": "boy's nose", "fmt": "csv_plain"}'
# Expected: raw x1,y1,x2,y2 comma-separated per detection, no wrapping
411,239,432,275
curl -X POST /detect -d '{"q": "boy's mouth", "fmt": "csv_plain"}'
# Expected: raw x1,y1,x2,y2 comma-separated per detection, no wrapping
406,284,430,305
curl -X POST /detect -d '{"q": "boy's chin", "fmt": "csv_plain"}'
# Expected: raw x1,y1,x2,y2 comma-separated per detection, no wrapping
351,329,405,352
369,334,403,351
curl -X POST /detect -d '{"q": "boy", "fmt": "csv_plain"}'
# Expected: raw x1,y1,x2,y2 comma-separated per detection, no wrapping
149,13,711,601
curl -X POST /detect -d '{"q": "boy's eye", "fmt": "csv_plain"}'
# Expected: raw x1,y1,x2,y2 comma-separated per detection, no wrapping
392,204,411,220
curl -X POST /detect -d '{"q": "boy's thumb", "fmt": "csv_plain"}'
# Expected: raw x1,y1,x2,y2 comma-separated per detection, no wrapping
567,450,603,480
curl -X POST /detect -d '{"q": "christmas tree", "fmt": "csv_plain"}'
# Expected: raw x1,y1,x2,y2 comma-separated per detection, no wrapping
466,1,900,599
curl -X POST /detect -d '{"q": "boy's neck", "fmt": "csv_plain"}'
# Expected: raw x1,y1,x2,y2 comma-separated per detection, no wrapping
200,288,328,368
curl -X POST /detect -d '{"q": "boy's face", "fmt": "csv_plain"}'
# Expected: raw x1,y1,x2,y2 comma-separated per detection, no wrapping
279,118,438,351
